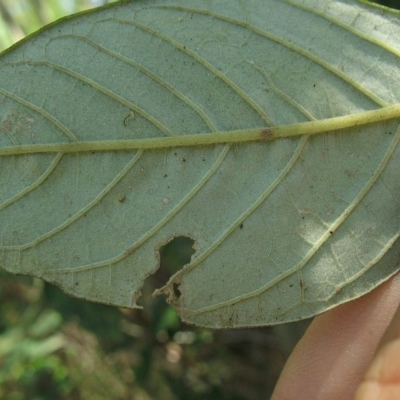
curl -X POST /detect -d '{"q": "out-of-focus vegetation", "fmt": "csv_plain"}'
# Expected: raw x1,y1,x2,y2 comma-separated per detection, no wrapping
0,0,398,399
0,235,302,400
369,0,400,9
0,0,397,52
0,0,117,51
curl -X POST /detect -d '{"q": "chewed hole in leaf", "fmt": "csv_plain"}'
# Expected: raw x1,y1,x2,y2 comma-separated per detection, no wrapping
137,236,195,307
159,236,196,275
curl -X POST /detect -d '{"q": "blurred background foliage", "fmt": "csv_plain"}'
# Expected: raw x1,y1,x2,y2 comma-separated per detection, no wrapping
0,0,117,51
0,1,399,399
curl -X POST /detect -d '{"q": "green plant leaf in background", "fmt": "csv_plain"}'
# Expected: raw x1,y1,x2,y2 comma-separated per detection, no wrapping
0,0,400,328
0,0,116,52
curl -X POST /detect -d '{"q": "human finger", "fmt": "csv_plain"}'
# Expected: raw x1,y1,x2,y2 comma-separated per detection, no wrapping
271,272,400,400
354,300,400,400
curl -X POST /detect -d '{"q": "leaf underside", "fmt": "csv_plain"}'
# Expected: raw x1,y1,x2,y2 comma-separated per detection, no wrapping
0,0,400,327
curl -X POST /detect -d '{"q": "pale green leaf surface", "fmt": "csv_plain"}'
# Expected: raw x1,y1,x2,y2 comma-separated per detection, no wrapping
1,0,400,327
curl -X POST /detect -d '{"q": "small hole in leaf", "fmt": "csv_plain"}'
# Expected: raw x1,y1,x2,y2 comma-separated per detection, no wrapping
138,236,195,307
159,236,195,275
172,283,181,299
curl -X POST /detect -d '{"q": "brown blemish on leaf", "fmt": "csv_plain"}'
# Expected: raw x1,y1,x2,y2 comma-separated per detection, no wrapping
3,109,36,141
123,243,138,256
260,128,274,140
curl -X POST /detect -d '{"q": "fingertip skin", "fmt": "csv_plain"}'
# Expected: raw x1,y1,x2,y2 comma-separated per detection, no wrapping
354,383,381,400
354,339,400,400
271,273,400,400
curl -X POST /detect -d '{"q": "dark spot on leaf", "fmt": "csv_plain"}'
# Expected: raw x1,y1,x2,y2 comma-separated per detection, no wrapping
260,129,274,140
290,284,293,288
164,174,168,178
345,169,356,178
239,223,244,229
182,158,186,162
118,195,126,203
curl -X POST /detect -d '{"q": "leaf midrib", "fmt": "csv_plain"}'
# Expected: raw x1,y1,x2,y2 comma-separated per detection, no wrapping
1,104,400,156
183,124,400,316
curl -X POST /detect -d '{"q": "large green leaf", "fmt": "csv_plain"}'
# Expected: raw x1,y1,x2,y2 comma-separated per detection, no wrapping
1,0,400,328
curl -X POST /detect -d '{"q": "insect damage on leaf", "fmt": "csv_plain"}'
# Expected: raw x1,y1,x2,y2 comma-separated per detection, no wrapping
138,235,196,307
